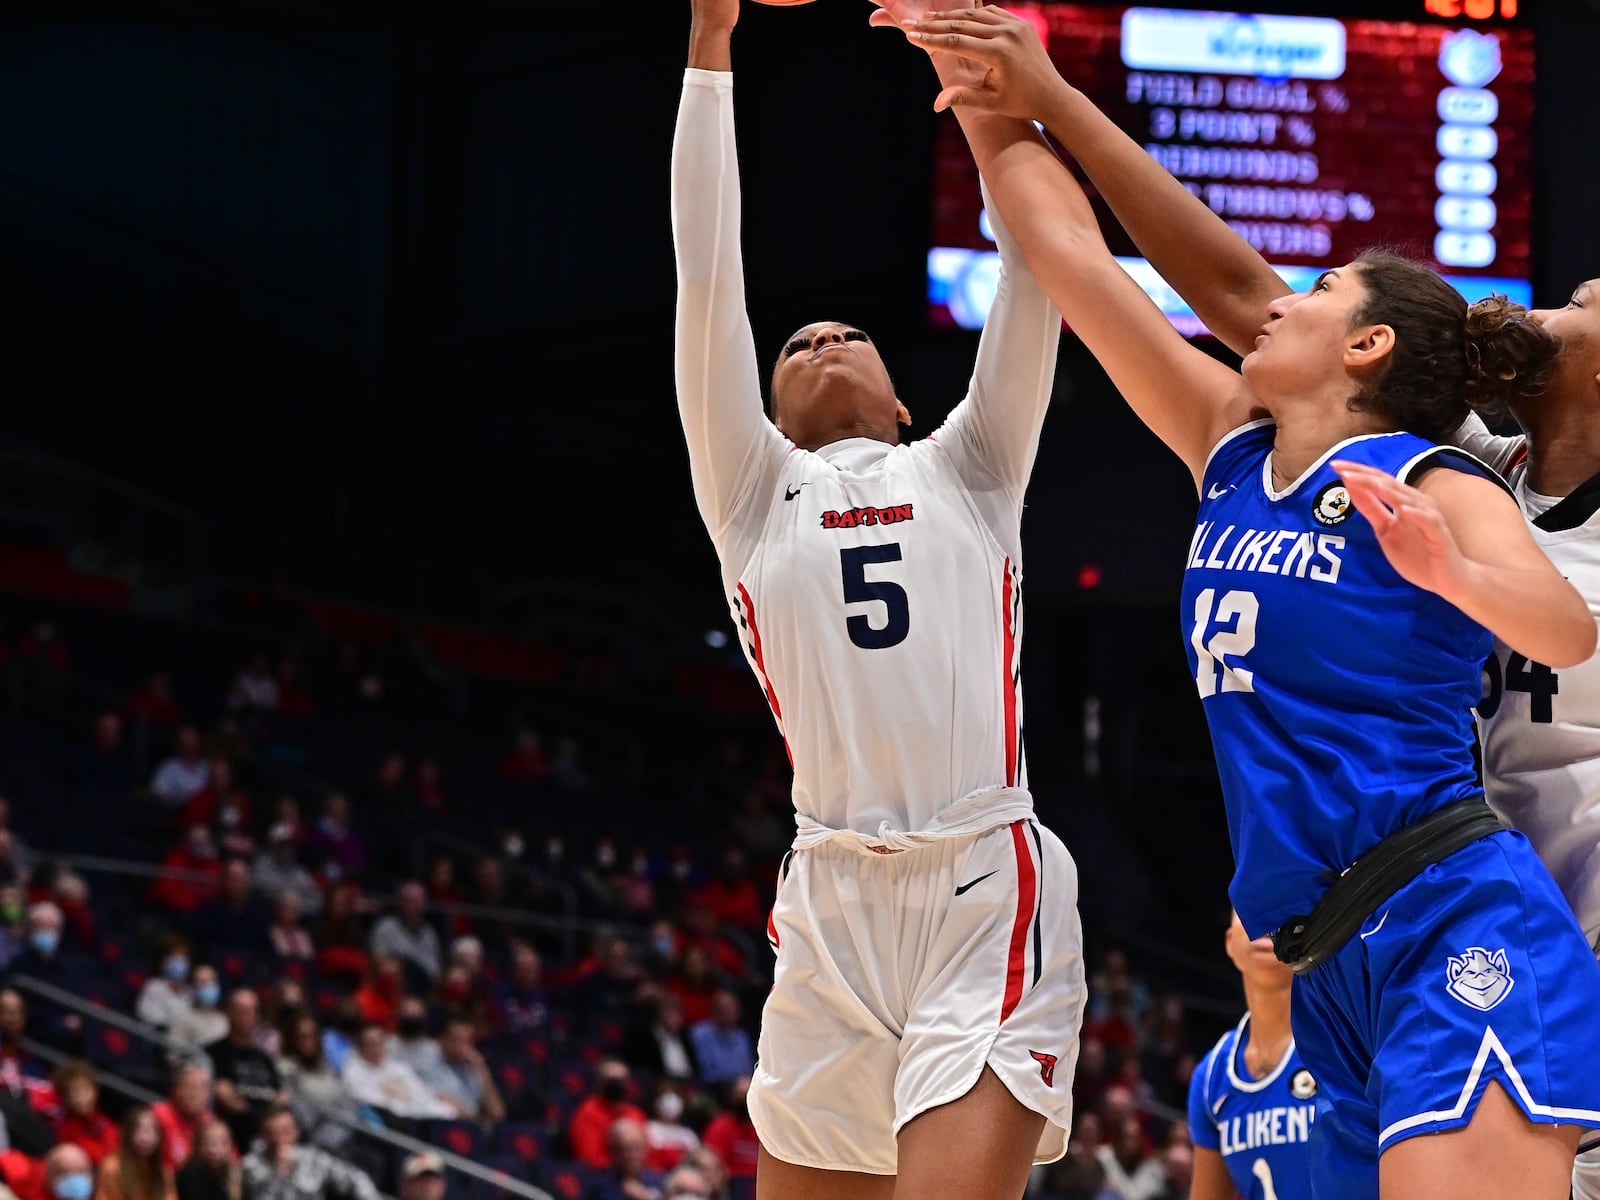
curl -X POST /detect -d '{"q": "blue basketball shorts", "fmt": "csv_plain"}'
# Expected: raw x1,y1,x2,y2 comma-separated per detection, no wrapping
1289,830,1600,1200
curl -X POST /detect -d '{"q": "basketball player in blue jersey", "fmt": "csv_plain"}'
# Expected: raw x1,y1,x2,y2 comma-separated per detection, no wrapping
870,14,1600,1198
673,1,1092,1198
879,9,1600,1200
1190,912,1315,1200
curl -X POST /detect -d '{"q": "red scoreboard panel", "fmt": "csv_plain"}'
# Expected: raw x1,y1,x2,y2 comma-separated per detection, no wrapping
928,3,1535,334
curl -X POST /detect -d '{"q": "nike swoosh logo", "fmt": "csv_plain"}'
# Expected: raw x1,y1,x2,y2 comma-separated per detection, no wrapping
1359,910,1389,941
954,870,999,896
784,484,807,501
1207,484,1234,500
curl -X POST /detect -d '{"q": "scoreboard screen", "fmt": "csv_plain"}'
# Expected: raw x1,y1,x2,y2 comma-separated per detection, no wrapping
927,3,1535,334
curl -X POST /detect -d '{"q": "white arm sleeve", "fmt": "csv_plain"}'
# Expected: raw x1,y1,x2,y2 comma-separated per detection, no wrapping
1450,414,1527,475
672,69,787,543
934,178,1062,500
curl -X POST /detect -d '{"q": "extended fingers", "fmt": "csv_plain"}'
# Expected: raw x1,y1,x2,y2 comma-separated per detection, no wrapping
919,6,1009,24
1337,475,1397,531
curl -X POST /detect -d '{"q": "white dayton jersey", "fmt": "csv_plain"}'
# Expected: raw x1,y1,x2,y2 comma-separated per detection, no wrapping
671,69,1061,841
1455,416,1600,948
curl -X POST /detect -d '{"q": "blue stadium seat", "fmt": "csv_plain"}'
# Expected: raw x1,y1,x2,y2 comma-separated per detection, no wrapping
424,1118,483,1159
493,1122,546,1170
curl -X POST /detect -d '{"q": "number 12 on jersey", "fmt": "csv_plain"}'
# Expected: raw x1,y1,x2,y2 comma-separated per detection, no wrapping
1191,587,1259,697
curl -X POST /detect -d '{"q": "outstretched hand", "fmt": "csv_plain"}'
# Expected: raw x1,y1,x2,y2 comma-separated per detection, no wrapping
1332,461,1468,600
877,5,1061,117
868,0,988,101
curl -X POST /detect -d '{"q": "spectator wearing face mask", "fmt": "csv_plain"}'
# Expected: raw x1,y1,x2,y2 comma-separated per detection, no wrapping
12,903,67,977
43,1144,97,1200
167,968,226,1061
135,937,195,1033
566,1061,648,1170
389,999,435,1077
10,905,84,1054
642,1086,699,1173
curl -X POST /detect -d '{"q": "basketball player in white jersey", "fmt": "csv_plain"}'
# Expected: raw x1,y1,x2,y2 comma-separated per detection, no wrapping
866,14,1600,1195
672,1,1085,1197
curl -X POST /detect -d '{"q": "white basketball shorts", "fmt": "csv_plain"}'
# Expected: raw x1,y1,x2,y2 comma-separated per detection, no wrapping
748,818,1086,1175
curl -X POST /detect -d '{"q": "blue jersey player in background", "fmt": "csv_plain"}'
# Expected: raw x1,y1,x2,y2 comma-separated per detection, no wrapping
884,11,1600,1199
1190,911,1314,1200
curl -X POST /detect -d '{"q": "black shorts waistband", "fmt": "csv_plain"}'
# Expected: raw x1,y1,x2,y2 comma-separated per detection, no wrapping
1271,798,1506,974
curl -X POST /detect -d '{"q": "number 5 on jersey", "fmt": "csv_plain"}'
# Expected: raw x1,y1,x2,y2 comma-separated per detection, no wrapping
840,545,910,650
1192,587,1259,697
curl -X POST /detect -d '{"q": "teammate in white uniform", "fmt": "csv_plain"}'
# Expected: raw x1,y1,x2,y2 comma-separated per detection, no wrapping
871,18,1600,1195
671,2,1085,1197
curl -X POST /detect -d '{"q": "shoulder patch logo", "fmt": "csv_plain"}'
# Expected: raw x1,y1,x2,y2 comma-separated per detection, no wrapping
1313,482,1351,526
1446,946,1515,1011
1290,1069,1317,1100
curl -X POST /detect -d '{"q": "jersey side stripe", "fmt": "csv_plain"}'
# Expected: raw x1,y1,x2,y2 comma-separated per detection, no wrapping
1028,821,1045,990
1000,819,1039,1023
735,582,791,762
1002,557,1019,786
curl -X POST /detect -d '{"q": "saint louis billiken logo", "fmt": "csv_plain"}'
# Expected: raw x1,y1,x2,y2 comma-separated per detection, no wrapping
1445,947,1515,1012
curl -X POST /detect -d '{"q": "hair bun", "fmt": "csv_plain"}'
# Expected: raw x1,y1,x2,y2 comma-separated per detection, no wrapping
1461,294,1554,413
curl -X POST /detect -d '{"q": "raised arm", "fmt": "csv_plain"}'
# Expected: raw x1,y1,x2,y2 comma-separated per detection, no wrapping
1337,460,1596,668
887,7,1293,358
898,24,1257,484
672,4,787,539
935,133,1063,496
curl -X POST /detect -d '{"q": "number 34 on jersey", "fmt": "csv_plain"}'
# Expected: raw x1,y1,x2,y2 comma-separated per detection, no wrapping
1478,648,1559,724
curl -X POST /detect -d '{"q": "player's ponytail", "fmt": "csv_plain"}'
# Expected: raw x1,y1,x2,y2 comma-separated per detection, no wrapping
1462,293,1556,415
1345,249,1556,441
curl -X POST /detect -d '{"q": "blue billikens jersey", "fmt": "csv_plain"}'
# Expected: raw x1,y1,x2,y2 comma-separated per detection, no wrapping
1188,1015,1317,1200
1182,422,1500,938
